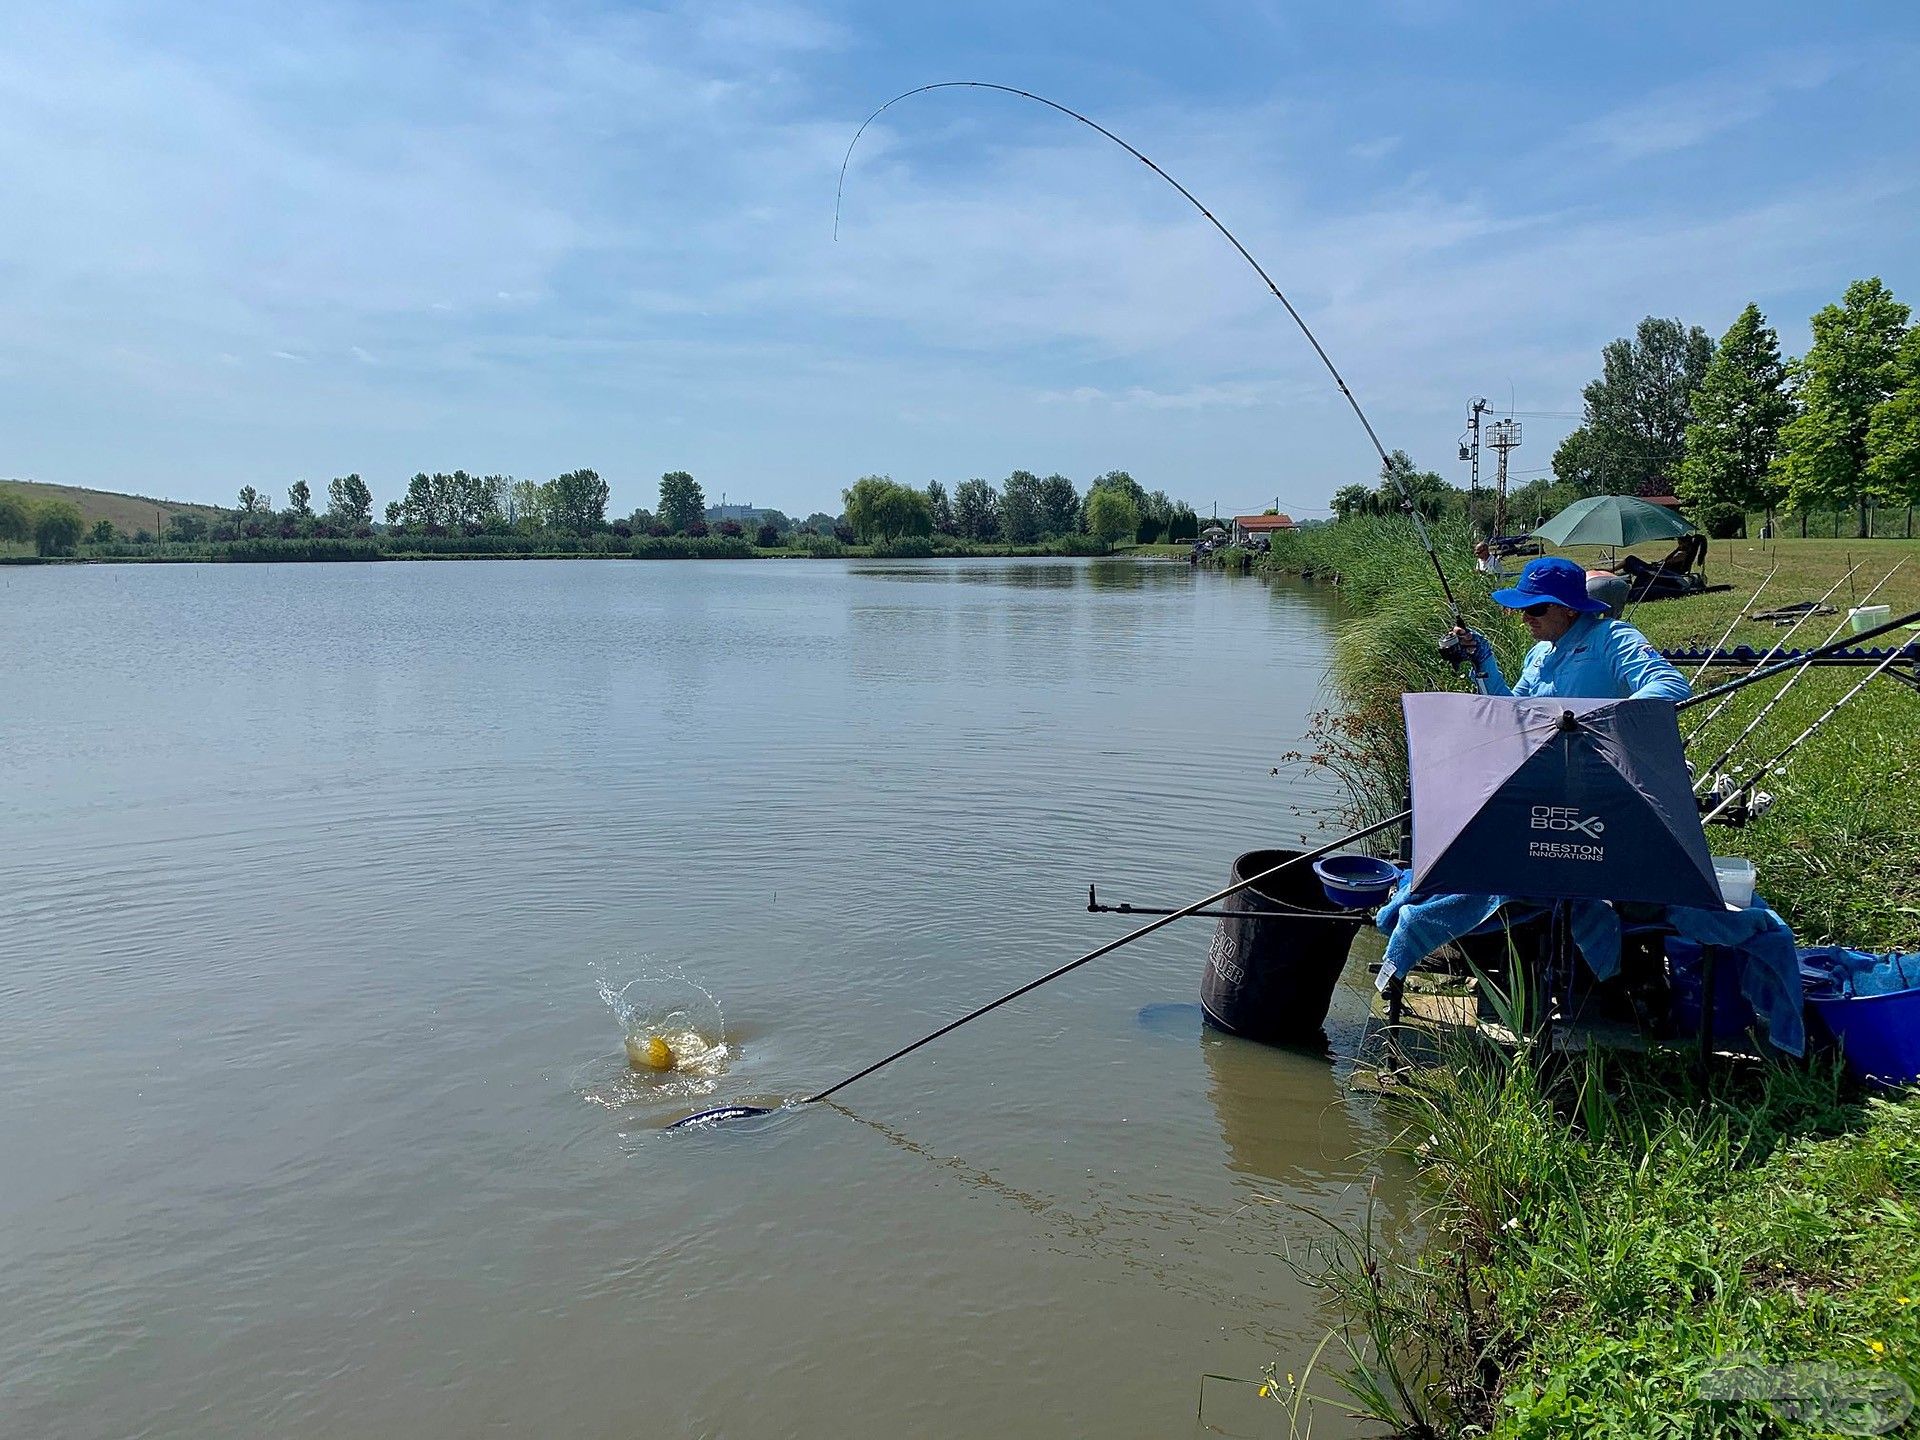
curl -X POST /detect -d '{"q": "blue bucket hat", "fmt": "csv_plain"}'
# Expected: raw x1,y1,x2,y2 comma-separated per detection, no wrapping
1491,555,1609,614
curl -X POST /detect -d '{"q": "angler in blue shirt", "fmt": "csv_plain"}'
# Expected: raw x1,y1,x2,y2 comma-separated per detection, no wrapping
1450,555,1691,702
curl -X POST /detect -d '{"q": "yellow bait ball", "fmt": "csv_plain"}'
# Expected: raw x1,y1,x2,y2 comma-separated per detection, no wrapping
627,1034,676,1072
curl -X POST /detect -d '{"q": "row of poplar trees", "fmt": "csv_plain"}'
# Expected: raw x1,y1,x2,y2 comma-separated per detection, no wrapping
1551,278,1920,537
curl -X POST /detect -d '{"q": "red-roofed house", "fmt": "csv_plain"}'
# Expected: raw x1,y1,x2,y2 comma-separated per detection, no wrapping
1231,514,1297,543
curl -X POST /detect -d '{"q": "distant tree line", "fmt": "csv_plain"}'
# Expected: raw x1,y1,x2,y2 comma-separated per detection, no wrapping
1324,276,1920,540
839,470,1199,549
7,463,1200,558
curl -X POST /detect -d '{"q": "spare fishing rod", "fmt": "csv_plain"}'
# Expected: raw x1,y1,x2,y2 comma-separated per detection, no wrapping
669,809,1409,1128
1702,641,1913,826
836,81,1467,632
1682,560,1863,742
1686,565,1777,691
1692,559,1907,793
1676,604,1920,714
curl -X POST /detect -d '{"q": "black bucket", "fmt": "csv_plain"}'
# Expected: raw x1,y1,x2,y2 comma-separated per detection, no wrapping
1200,848,1360,1044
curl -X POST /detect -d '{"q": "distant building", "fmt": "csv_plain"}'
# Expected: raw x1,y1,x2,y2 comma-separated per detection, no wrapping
705,503,771,524
1231,513,1297,543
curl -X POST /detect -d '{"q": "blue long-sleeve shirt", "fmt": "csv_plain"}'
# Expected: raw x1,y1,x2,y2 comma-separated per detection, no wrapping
1472,613,1691,701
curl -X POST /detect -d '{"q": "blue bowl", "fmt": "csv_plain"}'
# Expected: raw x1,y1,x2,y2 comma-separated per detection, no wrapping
1311,854,1400,910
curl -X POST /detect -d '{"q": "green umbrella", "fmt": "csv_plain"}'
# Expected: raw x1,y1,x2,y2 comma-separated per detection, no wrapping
1532,494,1696,549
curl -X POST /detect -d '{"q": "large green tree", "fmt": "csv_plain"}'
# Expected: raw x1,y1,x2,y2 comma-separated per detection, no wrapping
1001,471,1044,544
953,478,1000,541
0,487,32,543
34,499,84,556
657,471,705,534
1552,317,1713,496
1866,325,1920,534
843,475,933,542
1036,474,1080,537
1331,483,1374,521
1677,303,1793,535
924,480,956,535
1776,277,1910,537
286,479,313,517
401,472,440,531
1374,450,1458,519
508,479,547,529
547,469,609,534
1084,488,1139,550
1083,470,1147,532
326,473,373,525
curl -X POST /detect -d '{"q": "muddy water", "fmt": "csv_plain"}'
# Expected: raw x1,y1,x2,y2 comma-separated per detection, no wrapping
0,557,1406,1438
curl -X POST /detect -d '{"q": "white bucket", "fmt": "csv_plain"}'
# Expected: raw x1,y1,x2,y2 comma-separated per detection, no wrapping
1712,856,1756,909
1849,604,1890,635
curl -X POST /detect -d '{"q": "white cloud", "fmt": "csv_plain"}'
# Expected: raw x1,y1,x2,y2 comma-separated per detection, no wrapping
1572,51,1847,162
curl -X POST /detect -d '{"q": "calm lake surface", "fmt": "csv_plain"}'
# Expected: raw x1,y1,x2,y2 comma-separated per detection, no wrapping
2,557,1405,1439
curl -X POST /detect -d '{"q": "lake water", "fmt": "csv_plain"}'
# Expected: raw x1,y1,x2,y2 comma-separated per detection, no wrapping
1,557,1405,1439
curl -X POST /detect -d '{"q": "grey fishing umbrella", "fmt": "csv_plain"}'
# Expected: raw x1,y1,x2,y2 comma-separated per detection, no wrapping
1402,692,1721,908
1532,494,1695,549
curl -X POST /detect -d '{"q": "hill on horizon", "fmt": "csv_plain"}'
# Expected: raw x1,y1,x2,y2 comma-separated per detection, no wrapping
0,479,224,538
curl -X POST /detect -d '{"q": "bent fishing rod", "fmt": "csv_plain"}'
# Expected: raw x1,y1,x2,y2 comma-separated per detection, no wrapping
835,81,1466,631
673,87,1464,1132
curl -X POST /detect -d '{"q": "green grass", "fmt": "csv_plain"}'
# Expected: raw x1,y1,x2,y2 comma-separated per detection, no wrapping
1282,1017,1920,1438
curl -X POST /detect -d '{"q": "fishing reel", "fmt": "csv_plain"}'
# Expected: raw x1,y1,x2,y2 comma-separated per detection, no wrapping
1437,628,1476,668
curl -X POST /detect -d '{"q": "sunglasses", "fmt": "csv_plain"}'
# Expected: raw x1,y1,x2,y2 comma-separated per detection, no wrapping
1522,602,1559,618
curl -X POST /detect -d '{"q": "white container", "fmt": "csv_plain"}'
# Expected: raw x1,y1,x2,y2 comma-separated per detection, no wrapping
1849,603,1890,635
1712,856,1756,909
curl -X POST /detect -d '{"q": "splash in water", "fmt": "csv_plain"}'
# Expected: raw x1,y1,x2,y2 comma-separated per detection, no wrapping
579,956,732,1109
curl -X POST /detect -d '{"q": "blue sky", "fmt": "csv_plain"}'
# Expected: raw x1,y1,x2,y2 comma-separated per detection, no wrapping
2,1,1916,520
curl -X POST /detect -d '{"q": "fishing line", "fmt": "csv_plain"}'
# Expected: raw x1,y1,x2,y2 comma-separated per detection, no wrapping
834,81,1464,622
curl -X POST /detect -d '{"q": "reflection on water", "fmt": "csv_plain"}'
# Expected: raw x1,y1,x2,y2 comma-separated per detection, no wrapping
1202,1027,1374,1199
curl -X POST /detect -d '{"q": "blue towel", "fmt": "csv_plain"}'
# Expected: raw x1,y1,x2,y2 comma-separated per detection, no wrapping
1800,946,1920,999
1664,903,1804,1056
1374,872,1621,991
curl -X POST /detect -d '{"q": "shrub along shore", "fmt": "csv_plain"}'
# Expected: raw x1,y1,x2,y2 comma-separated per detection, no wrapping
1244,521,1920,1438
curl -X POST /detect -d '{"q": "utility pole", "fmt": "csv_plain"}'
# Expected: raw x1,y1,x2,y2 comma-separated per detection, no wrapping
1488,418,1522,540
1458,398,1487,534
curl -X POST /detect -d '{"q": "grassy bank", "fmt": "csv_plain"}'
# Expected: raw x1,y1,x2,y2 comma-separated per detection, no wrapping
1290,1019,1920,1437
1253,523,1920,1437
